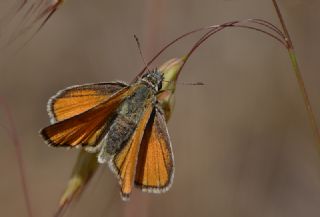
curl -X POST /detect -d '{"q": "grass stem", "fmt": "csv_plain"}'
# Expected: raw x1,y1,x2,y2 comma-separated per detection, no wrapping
272,0,320,153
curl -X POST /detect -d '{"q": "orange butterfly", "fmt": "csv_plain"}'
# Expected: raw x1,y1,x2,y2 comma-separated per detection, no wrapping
40,70,174,200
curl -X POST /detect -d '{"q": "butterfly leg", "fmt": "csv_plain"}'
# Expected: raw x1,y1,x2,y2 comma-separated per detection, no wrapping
97,141,109,163
85,139,105,153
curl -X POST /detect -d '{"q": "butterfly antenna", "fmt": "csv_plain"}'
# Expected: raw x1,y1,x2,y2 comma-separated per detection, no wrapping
134,34,152,73
163,80,205,86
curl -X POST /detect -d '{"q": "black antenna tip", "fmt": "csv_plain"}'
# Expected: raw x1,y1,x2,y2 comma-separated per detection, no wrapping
134,34,140,45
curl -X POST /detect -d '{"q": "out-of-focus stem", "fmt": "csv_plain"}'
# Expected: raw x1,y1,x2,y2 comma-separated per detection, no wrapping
0,97,33,217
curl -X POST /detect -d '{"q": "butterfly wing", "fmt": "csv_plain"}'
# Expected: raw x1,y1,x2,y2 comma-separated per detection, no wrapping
40,86,134,148
109,101,154,200
134,108,174,193
48,82,127,123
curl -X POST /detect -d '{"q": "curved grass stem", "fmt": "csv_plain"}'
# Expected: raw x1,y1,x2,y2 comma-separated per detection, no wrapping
137,19,287,80
176,21,287,79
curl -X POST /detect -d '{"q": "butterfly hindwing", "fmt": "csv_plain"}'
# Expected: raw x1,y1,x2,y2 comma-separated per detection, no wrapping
40,86,133,148
48,82,127,123
135,108,174,193
109,101,154,200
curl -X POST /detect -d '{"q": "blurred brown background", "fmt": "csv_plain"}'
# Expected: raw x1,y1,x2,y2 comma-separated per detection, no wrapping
1,0,320,216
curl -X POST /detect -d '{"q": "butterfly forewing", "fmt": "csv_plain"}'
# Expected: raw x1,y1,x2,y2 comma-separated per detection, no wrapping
48,82,127,123
134,108,174,192
40,86,134,147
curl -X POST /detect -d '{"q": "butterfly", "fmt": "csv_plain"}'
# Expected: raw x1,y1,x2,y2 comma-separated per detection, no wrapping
40,69,174,200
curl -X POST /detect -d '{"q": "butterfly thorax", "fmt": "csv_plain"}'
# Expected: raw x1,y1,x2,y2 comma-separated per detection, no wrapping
139,70,163,93
91,71,163,162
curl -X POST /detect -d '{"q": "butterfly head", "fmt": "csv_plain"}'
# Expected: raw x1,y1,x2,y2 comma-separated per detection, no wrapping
140,70,163,92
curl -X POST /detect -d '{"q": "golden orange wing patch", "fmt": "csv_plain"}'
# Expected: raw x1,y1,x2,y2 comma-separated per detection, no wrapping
40,86,132,147
110,102,154,199
48,82,127,122
135,109,174,193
